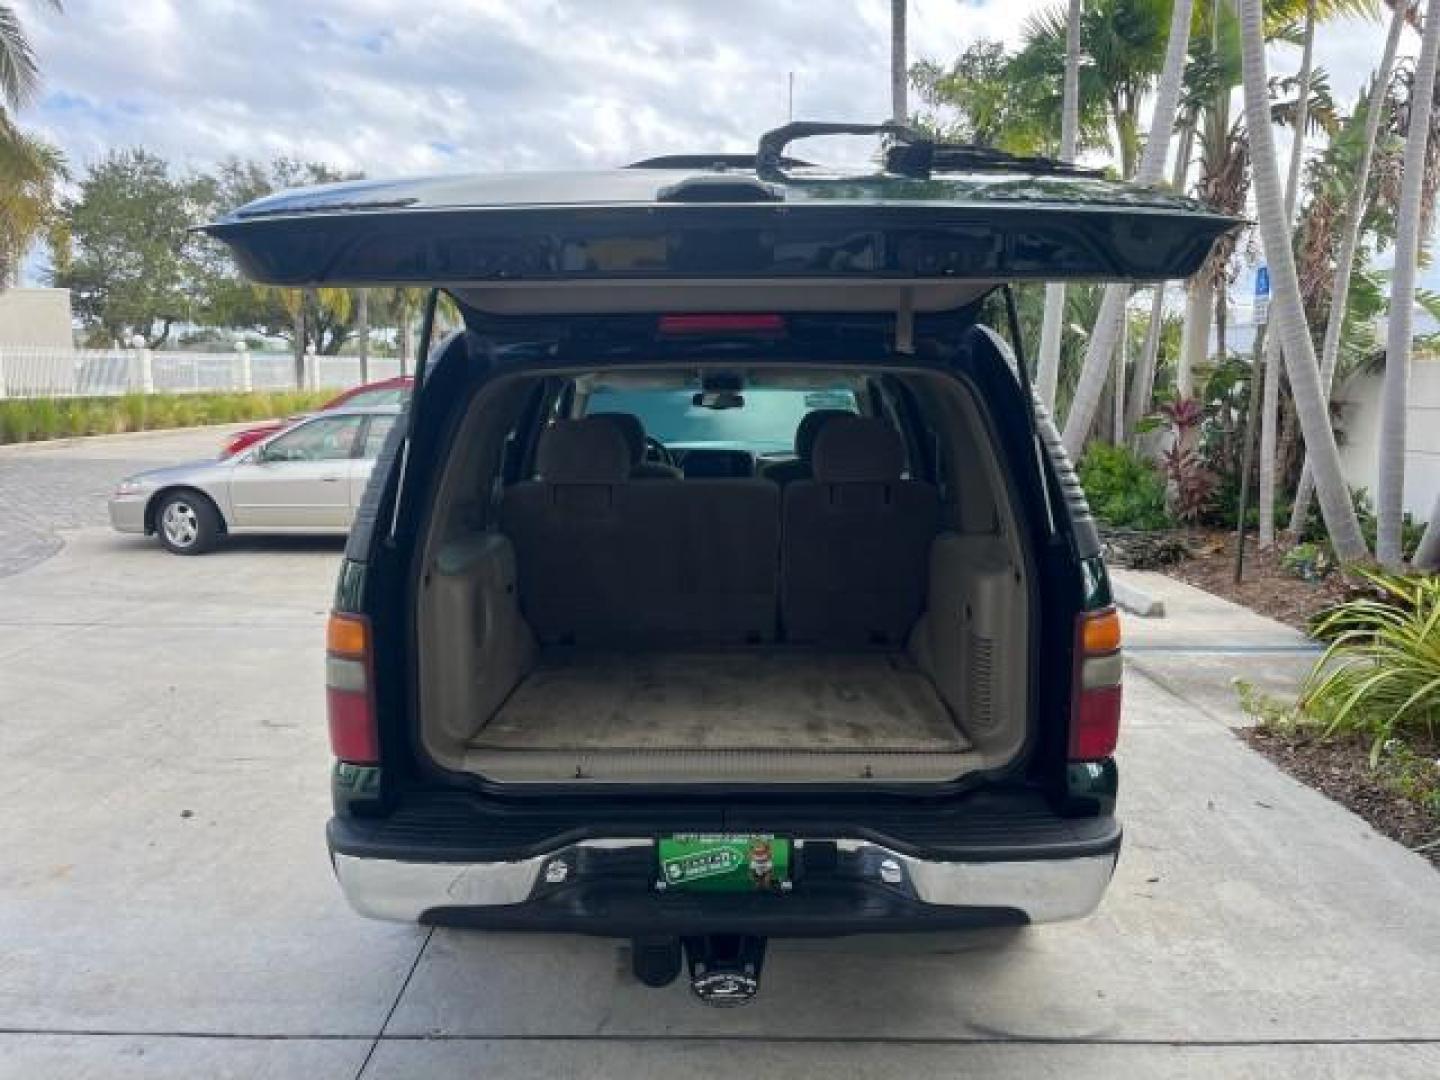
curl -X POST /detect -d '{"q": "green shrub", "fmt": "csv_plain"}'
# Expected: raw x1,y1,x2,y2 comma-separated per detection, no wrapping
1077,444,1171,530
0,391,333,445
1301,569,1440,762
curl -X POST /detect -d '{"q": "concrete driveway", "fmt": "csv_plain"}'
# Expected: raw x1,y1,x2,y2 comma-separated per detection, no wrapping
1,427,1437,1079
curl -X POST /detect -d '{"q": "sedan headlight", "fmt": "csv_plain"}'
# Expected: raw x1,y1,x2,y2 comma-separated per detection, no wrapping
114,478,147,496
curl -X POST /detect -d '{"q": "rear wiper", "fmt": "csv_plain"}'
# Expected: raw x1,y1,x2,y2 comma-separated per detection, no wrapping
885,141,1104,180
752,120,1103,183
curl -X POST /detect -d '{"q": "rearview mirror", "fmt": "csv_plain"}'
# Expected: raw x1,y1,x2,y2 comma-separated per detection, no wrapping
693,390,745,410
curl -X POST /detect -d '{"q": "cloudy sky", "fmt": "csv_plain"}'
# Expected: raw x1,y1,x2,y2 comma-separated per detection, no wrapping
11,0,1414,286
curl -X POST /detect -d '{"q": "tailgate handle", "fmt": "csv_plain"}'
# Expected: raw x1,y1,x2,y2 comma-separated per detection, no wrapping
657,175,785,203
756,120,921,182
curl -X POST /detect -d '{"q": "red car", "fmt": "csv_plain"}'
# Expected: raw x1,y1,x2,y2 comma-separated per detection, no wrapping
220,376,412,457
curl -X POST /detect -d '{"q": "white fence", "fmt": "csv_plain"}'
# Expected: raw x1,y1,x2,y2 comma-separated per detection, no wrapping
0,346,407,400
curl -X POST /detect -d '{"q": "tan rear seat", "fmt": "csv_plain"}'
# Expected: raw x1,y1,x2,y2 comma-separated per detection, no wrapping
780,416,939,645
502,419,779,645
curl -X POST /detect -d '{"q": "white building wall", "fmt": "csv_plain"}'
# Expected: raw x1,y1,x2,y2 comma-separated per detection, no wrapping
1335,355,1440,522
0,288,74,348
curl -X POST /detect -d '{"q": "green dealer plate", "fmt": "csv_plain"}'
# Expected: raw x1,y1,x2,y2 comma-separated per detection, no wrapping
657,834,792,893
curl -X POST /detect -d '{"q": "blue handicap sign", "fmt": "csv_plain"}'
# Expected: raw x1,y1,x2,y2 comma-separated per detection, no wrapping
1255,266,1270,298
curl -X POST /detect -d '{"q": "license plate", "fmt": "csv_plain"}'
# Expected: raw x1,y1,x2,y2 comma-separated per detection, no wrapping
657,834,791,892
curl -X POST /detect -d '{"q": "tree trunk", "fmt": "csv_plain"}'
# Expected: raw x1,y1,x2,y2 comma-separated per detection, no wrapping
1259,0,1316,549
1128,120,1195,434
292,297,306,389
1414,489,1440,569
1177,277,1212,398
1378,0,1440,566
1114,302,1129,442
1129,286,1166,437
1036,0,1084,410
1236,0,1368,561
1215,283,1228,359
1062,0,1193,457
891,0,907,124
1289,6,1406,536
356,290,370,384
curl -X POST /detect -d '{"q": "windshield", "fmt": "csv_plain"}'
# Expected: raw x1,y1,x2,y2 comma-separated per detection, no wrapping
586,388,858,454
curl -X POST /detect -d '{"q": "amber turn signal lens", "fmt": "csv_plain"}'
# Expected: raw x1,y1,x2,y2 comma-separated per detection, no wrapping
1081,609,1121,654
326,613,370,657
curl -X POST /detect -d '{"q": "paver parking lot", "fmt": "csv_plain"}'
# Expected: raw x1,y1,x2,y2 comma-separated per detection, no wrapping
1,426,1437,1078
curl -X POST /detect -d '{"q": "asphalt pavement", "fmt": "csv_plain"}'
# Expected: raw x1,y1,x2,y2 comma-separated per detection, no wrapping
0,426,1436,1079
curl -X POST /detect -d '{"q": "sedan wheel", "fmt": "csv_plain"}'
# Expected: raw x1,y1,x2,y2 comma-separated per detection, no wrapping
155,492,220,555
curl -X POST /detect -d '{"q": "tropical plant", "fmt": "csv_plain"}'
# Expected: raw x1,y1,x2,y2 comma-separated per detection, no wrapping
1078,444,1172,529
0,0,64,287
0,118,62,286
1236,0,1368,561
1035,0,1084,411
0,1,61,114
1257,0,1320,550
1301,569,1440,761
1377,0,1440,567
1061,0,1194,457
1159,397,1219,522
1013,0,1173,178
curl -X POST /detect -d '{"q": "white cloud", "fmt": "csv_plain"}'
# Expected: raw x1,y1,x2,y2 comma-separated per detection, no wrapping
8,0,1410,189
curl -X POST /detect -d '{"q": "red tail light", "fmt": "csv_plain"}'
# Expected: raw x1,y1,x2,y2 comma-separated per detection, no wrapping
658,313,785,335
326,613,378,764
1070,609,1122,761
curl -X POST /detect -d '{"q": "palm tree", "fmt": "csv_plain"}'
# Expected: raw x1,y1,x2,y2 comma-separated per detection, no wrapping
0,1,62,114
1,0,64,289
1126,117,1196,436
1061,0,1193,457
1237,0,1368,560
891,0,907,123
1288,1,1410,535
1376,0,1440,567
1258,0,1319,548
1415,494,1440,567
0,118,62,287
1036,0,1084,410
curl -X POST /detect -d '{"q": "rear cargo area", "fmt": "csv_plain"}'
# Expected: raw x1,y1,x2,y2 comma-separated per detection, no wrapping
413,361,1034,785
464,649,971,782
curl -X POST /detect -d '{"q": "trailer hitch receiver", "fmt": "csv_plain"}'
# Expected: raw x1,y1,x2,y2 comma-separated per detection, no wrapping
683,934,768,1007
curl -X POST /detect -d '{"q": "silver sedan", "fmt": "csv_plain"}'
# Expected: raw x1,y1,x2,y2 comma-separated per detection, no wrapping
109,406,400,554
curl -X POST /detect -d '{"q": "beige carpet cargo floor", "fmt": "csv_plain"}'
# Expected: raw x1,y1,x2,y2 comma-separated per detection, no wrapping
471,649,968,754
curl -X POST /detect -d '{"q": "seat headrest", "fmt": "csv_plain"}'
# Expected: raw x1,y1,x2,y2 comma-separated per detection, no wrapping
536,418,631,483
811,416,905,483
794,409,852,463
590,412,645,464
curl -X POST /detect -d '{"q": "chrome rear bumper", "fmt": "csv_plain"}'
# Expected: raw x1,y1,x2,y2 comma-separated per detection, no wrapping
333,838,1118,928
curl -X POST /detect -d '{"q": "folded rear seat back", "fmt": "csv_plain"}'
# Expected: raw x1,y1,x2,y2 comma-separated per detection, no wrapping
502,418,780,646
781,416,939,646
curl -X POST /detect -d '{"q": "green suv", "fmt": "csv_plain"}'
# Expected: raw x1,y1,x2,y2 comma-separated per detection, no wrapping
207,121,1235,1006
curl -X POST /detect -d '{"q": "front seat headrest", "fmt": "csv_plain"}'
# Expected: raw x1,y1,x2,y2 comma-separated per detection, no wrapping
590,412,646,464
794,409,853,463
811,416,905,483
536,418,631,483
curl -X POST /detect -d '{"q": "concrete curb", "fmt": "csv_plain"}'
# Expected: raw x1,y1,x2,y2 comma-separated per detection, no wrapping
1113,576,1166,618
0,422,254,456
